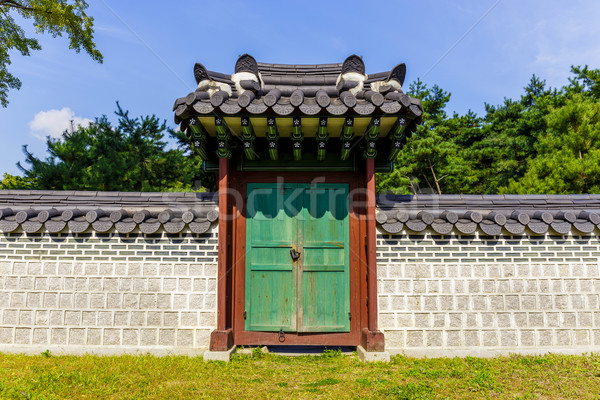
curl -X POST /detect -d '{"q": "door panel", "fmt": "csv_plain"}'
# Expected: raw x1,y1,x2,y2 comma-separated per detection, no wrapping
300,184,350,332
245,183,300,331
245,183,349,333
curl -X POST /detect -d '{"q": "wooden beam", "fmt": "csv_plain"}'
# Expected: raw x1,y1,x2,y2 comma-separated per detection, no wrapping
187,118,209,160
240,117,257,160
215,116,232,159
387,116,408,161
340,117,354,161
217,157,229,331
366,157,378,332
363,117,380,159
316,117,328,161
266,117,279,160
292,117,303,161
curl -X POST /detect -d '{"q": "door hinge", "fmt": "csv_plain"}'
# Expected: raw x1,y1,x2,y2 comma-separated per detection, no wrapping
348,312,352,320
243,311,247,320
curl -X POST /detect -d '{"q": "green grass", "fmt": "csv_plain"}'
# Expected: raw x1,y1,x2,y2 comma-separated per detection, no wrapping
1,351,600,399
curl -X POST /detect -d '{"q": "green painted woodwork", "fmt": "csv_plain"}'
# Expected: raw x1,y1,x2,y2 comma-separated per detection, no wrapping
215,116,232,159
187,118,209,160
240,117,257,160
340,117,354,161
245,183,350,333
363,117,380,159
266,117,279,161
388,116,407,161
316,117,328,161
292,118,303,161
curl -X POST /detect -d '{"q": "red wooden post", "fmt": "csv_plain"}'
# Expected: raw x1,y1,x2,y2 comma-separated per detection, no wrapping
366,157,378,332
209,157,233,351
217,157,229,331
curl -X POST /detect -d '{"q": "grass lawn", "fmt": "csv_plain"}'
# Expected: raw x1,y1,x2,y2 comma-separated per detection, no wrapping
1,349,600,399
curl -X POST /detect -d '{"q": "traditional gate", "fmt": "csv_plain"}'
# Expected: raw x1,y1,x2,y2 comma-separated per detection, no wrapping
172,53,423,352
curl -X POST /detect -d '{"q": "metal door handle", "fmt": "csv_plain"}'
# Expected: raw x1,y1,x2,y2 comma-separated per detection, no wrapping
290,248,300,261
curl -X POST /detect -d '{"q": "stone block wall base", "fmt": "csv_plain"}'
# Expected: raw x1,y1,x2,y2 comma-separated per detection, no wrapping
204,345,237,362
209,328,233,351
361,328,385,352
357,345,390,363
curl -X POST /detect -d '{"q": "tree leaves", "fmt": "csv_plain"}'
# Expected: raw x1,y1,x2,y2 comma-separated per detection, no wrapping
0,0,102,106
9,104,210,192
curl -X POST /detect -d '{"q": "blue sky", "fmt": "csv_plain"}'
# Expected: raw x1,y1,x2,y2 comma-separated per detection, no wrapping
1,0,600,176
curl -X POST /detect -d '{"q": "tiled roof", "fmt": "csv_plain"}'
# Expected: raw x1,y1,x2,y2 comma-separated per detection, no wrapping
376,194,600,235
0,191,218,234
173,54,423,121
2,191,599,236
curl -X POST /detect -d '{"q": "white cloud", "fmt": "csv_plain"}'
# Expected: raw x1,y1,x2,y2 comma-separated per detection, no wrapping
29,108,92,139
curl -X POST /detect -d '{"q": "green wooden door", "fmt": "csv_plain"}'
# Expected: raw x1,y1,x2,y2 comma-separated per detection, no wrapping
245,183,350,333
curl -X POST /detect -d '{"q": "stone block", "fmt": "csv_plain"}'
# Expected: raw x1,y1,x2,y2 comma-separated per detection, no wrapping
538,330,552,346
26,292,42,308
74,293,89,309
99,263,114,276
159,264,173,276
159,329,176,346
133,278,148,292
163,278,177,292
59,293,73,308
89,277,102,291
103,329,120,345
357,345,390,363
0,261,11,275
500,330,517,347
426,330,442,347
51,328,67,345
464,330,480,347
87,328,101,345
579,312,593,327
140,294,156,309
204,345,237,362
574,329,590,346
148,278,161,292
547,312,560,327
15,327,31,344
13,262,27,275
140,328,157,346
98,311,113,326
119,278,133,291
561,312,576,327
555,330,571,346
10,292,25,308
520,330,535,346
82,311,97,325
19,277,34,290
482,331,498,346
58,262,73,275
406,330,424,347
84,263,99,275
34,277,48,290
69,328,85,345
123,329,139,346
32,328,48,344
177,330,194,347
157,294,171,310
90,293,105,309
114,311,129,326
65,311,81,325
446,330,461,347
107,293,122,309
174,263,188,276
128,263,141,276
147,312,162,326
130,311,145,326
143,263,158,277
104,278,119,291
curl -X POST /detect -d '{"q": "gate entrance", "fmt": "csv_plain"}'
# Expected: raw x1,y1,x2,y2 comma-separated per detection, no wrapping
244,183,350,333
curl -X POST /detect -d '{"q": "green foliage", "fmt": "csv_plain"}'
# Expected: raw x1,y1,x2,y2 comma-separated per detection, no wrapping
0,172,37,189
377,65,600,195
0,0,102,107
502,95,600,193
15,103,213,192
